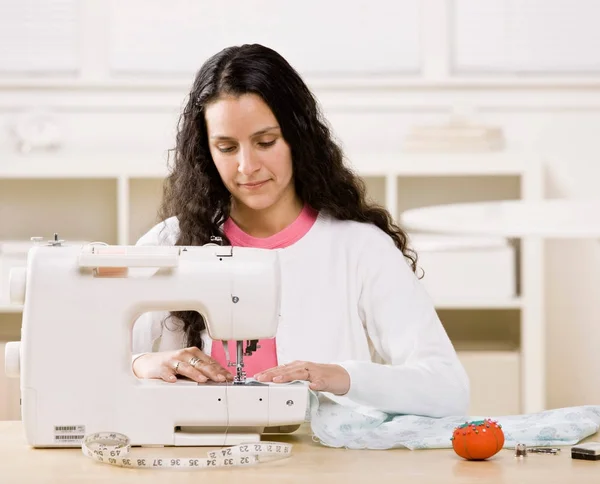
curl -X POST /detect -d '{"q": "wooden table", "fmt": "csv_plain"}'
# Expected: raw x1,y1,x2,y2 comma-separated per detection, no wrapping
1,422,600,483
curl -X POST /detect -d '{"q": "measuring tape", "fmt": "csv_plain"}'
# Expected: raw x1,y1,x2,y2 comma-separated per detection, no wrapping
81,432,293,469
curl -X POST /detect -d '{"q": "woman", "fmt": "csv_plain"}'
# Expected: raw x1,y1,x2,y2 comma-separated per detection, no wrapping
132,43,469,417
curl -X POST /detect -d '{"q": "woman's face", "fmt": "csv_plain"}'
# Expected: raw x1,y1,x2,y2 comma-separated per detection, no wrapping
205,93,296,213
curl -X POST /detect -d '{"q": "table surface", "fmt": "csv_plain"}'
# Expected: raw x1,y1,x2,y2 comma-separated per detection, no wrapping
400,199,600,238
1,421,600,484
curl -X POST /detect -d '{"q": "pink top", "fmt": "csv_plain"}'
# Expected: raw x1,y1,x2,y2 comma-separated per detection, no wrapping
210,204,319,377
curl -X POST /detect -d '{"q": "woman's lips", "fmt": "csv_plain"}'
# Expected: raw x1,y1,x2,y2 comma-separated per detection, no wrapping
239,180,269,190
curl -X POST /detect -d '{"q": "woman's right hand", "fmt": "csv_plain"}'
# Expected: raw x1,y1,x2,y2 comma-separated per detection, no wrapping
132,347,234,384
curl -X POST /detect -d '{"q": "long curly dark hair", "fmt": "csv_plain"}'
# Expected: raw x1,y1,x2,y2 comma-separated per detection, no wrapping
158,44,418,351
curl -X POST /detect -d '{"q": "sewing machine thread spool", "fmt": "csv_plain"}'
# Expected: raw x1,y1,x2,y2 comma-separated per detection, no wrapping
95,266,128,277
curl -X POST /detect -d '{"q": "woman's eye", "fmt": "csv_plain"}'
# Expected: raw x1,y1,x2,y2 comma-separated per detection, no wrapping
258,139,276,148
218,146,236,153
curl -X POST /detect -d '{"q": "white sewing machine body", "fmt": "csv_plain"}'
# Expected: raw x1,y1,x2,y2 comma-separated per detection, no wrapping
5,240,309,448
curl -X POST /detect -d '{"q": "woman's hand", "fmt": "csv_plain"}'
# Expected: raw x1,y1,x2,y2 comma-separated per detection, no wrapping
254,361,350,396
133,347,234,384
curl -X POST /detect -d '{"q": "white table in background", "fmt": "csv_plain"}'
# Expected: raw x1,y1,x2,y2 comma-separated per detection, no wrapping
400,199,600,239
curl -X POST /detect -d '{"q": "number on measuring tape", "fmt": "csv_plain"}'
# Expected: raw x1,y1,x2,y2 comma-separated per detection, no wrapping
81,432,293,469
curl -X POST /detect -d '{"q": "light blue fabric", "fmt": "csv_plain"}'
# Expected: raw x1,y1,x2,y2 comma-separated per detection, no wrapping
306,392,600,450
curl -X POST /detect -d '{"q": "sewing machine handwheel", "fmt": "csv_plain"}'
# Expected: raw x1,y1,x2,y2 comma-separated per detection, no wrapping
5,342,20,378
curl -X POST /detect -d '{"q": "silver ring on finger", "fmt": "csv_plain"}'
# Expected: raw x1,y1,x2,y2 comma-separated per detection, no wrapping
173,361,181,374
189,356,200,367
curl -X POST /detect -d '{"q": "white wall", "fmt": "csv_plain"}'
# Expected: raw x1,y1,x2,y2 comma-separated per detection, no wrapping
1,0,600,409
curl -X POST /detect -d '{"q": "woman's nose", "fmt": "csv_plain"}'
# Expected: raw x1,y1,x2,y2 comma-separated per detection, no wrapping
237,149,261,176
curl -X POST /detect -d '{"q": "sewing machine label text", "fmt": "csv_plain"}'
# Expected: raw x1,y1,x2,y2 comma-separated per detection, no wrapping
54,425,86,443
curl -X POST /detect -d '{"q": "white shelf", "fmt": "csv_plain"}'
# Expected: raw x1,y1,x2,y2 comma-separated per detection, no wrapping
0,152,169,179
0,305,23,314
350,152,533,177
0,299,524,316
0,300,523,314
0,151,534,179
434,298,522,310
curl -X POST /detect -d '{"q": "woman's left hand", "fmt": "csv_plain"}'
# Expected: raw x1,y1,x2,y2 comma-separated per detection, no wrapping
254,361,350,396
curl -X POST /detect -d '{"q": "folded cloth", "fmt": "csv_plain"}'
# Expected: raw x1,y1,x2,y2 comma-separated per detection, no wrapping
307,392,600,450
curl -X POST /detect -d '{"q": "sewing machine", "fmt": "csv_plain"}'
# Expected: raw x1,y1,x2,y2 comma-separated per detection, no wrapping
4,236,309,448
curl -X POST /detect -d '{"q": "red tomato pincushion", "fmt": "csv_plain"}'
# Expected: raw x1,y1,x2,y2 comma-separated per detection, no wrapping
451,419,504,460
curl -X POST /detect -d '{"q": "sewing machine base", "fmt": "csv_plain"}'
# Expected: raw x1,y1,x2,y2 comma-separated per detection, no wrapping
28,424,304,449
19,380,309,448
166,424,302,447
151,433,259,446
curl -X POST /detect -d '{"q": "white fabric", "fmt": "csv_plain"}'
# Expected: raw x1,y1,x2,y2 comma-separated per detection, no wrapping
132,212,470,418
308,392,600,450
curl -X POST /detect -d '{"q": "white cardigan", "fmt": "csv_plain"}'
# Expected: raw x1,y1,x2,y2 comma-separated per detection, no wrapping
132,213,470,417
